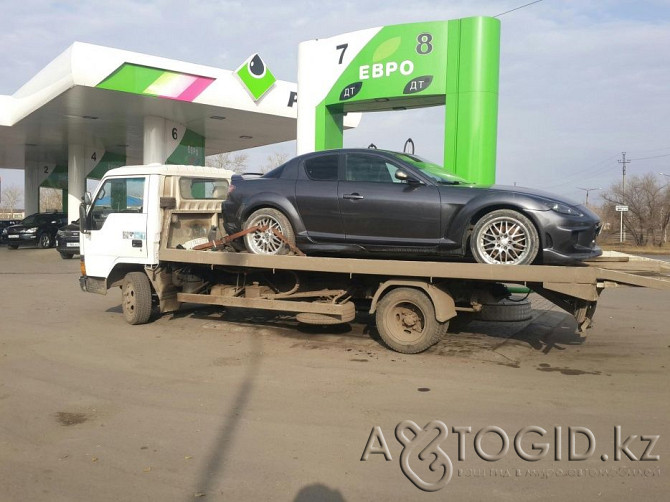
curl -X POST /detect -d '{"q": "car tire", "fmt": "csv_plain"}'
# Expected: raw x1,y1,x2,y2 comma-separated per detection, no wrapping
243,208,296,255
470,209,539,265
375,288,447,354
8,244,18,250
122,272,153,325
37,233,52,249
59,252,74,260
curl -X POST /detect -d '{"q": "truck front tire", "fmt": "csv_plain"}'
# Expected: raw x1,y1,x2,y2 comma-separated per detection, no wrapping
122,272,153,325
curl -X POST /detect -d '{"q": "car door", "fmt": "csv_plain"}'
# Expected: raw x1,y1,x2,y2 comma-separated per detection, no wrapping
338,153,441,246
294,153,345,242
81,176,148,278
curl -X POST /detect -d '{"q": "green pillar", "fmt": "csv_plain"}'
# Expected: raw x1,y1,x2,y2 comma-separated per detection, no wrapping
445,17,500,185
316,106,344,151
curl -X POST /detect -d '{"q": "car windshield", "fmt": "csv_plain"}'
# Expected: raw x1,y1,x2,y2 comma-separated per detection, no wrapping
20,214,40,227
389,152,472,185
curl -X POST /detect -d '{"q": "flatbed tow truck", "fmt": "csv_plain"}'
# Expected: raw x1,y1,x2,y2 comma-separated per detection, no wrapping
79,165,670,353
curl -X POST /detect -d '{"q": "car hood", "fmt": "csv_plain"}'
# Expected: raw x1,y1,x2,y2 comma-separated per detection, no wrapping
442,183,582,206
5,224,27,232
477,184,582,206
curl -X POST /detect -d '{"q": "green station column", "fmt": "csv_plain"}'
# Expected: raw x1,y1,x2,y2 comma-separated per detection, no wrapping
445,17,500,185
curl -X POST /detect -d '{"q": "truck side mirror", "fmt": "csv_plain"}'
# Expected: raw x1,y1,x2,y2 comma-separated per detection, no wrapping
83,192,92,205
79,203,89,234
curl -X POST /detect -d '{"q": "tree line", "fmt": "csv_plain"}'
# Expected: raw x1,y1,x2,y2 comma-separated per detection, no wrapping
598,174,670,247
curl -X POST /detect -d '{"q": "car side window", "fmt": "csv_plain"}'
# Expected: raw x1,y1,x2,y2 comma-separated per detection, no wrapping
345,154,406,183
89,177,145,230
304,155,339,181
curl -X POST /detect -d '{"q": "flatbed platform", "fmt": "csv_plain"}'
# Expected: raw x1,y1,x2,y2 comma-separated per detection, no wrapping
160,248,670,294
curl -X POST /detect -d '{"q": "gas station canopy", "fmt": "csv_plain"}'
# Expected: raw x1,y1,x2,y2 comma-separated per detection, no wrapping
0,42,304,171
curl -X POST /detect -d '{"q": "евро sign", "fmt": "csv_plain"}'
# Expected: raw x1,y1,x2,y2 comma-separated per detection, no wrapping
297,16,501,186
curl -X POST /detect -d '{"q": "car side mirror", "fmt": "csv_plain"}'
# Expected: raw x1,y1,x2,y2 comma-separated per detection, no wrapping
395,170,422,185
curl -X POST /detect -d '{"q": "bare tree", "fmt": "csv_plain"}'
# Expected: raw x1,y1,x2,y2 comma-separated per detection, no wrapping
601,174,670,246
262,152,290,173
40,187,63,212
1,185,23,218
205,152,249,174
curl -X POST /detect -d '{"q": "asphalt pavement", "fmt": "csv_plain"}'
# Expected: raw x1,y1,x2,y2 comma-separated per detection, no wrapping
0,246,668,501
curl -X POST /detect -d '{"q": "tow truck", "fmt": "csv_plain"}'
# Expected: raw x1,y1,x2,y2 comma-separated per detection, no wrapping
78,165,670,353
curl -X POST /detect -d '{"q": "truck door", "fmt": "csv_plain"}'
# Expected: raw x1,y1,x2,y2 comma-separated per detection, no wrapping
81,176,148,277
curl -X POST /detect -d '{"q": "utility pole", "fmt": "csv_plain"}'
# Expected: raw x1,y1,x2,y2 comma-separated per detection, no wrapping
661,173,670,243
577,187,601,206
618,152,631,243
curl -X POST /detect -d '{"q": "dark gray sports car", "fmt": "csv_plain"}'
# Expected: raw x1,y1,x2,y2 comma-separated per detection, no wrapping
223,149,602,265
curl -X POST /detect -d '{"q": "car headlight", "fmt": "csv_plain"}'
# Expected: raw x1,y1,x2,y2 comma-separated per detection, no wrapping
1,229,6,236
24,227,38,234
544,202,583,217
57,230,65,237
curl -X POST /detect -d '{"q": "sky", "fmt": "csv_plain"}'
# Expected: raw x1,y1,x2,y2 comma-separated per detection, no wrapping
1,0,670,206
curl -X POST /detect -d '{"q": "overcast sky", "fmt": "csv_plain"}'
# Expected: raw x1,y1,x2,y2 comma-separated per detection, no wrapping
1,0,670,205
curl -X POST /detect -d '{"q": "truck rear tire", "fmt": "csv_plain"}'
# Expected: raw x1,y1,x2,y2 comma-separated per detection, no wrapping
375,288,446,354
122,272,153,325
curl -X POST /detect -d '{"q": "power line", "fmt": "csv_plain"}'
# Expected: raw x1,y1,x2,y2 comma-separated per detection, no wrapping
542,154,619,190
494,0,544,18
629,153,670,161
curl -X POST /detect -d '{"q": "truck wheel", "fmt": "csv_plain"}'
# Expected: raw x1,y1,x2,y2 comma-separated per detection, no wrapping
122,272,153,325
243,208,296,255
38,233,52,249
470,209,539,265
375,288,446,354
59,252,74,260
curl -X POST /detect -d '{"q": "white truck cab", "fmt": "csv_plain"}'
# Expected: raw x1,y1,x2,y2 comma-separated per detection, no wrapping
79,165,233,291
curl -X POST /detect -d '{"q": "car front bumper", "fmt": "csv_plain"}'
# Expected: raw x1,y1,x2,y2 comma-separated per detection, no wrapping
4,234,39,246
526,208,602,264
56,236,80,254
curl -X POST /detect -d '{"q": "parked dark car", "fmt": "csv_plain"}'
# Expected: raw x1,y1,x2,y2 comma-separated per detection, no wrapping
55,221,80,259
223,149,602,265
2,212,67,249
0,220,20,244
